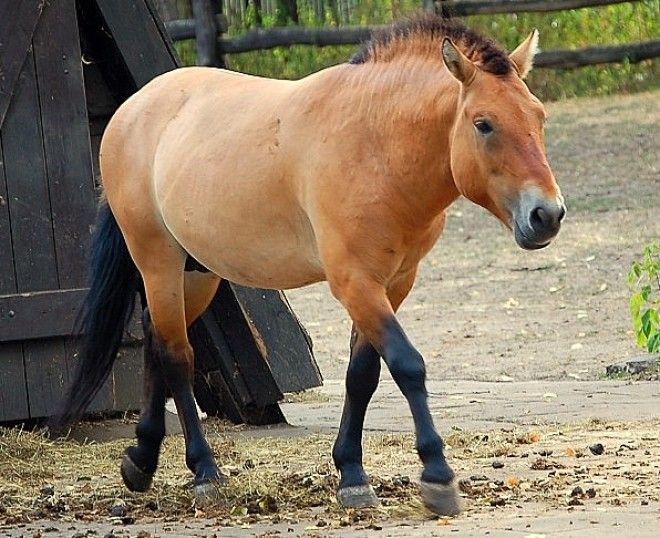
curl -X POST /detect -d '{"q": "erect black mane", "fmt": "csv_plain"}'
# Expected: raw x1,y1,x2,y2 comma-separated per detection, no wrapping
349,13,513,76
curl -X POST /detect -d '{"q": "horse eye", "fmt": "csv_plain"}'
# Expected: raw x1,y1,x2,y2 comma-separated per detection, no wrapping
474,120,493,136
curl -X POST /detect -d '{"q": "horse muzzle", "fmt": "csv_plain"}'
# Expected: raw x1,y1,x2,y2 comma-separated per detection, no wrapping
511,192,566,250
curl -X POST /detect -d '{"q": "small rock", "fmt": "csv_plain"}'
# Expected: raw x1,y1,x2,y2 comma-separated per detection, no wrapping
492,460,505,469
585,488,597,498
144,500,158,511
641,499,649,506
568,497,583,506
570,486,584,497
490,497,506,507
40,486,55,497
109,505,127,518
538,449,553,457
121,516,135,525
589,443,605,456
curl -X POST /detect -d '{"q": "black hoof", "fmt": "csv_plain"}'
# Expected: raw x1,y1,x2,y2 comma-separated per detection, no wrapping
191,479,226,507
419,480,462,516
337,484,380,509
120,453,154,492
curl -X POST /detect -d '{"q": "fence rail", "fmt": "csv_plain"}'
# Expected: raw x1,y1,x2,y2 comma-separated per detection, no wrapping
163,0,659,70
436,0,635,16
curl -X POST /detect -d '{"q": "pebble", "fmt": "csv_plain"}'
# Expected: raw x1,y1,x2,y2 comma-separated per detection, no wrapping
589,443,605,456
109,505,127,518
570,486,584,497
40,486,55,497
492,460,505,469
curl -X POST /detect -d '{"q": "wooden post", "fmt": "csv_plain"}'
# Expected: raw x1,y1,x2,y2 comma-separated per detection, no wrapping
191,0,220,67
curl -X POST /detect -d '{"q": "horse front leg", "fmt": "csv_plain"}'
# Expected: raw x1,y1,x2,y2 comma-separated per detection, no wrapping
332,326,381,508
332,273,461,516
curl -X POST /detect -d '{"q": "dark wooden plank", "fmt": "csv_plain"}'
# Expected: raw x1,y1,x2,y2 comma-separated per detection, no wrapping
213,281,283,408
0,289,86,342
94,0,177,88
142,0,184,64
1,49,58,292
22,339,68,418
33,0,96,289
191,309,254,409
0,133,17,295
231,286,321,394
0,0,45,129
0,134,28,422
0,342,29,422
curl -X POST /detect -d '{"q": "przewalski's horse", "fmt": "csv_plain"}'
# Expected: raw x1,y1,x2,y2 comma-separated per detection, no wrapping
53,15,565,516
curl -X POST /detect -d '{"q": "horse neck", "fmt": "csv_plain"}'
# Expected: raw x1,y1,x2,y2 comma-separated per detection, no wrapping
337,60,462,225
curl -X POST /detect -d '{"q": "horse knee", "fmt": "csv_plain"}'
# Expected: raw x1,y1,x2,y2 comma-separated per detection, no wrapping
387,350,426,394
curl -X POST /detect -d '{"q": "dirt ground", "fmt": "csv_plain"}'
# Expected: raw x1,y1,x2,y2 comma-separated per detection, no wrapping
1,92,659,537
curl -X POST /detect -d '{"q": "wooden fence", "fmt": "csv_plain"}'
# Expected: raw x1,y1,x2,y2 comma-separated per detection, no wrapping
164,0,659,70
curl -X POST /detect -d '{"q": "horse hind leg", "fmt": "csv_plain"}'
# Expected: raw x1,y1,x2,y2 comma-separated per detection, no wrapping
123,235,224,503
121,308,168,492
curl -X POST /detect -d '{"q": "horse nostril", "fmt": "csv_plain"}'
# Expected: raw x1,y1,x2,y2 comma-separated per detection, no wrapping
529,206,546,231
530,205,564,232
558,205,566,223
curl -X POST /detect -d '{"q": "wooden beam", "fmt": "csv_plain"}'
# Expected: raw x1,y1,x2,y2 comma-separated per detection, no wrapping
209,29,660,71
437,0,637,16
191,0,218,66
0,289,86,342
535,39,660,68
165,14,228,41
231,286,321,394
93,0,177,88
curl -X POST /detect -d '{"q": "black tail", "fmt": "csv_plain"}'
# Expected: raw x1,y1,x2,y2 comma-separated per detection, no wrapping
50,203,141,431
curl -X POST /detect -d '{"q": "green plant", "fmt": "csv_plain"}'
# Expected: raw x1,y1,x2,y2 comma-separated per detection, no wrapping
627,243,660,353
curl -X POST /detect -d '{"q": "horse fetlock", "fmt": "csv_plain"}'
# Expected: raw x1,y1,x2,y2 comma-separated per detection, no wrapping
135,421,165,448
336,462,370,490
420,457,455,486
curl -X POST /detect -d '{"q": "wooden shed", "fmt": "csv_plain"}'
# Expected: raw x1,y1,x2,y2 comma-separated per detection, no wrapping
0,0,321,424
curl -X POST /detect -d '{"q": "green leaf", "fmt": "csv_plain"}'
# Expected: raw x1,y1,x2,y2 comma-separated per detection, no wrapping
647,332,660,353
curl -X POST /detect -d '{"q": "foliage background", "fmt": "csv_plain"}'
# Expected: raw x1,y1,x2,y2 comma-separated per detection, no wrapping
163,0,659,101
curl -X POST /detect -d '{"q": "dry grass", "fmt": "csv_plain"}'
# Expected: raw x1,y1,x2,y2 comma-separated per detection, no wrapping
1,419,658,528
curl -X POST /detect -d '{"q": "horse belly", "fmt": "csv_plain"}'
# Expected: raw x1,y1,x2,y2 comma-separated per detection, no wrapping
164,195,325,290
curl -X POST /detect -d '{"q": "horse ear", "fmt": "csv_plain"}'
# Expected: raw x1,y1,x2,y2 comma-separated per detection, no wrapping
441,38,476,84
509,29,539,79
